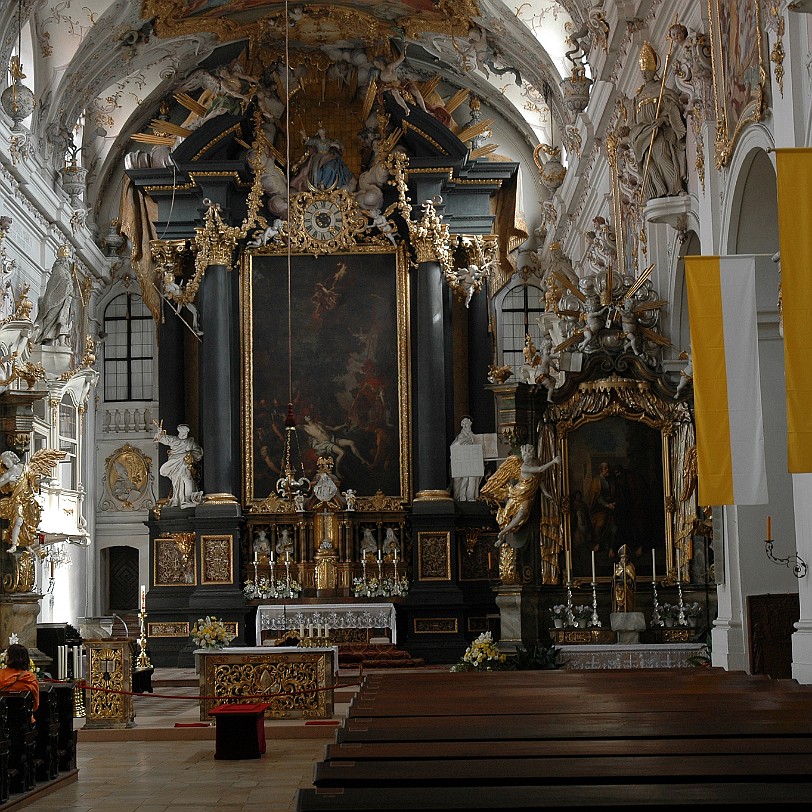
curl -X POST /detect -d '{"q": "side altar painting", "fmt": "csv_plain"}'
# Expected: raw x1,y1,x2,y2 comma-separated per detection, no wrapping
242,248,410,505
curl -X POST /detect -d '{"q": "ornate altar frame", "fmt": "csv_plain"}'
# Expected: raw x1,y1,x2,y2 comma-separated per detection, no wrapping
241,245,411,507
538,376,696,586
708,0,766,168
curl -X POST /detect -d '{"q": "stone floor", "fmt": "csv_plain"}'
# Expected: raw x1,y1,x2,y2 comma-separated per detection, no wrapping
14,664,431,812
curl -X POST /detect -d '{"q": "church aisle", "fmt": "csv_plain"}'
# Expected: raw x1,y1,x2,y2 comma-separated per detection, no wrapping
18,737,327,812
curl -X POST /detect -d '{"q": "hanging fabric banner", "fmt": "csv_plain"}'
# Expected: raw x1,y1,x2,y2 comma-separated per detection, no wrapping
685,254,767,505
776,148,812,472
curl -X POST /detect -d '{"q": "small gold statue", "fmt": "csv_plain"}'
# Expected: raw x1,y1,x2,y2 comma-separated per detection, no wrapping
612,544,636,613
0,448,66,553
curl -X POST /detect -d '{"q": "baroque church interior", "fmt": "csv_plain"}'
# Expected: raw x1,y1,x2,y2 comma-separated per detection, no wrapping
2,0,812,806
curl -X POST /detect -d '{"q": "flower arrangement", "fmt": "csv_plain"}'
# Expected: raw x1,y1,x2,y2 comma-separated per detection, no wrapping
191,616,236,650
449,632,507,672
353,576,409,598
243,577,302,600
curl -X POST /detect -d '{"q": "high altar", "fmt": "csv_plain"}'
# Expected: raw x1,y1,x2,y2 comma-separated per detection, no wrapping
127,8,713,667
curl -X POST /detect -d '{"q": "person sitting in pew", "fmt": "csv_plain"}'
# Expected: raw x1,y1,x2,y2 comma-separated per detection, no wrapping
0,643,40,720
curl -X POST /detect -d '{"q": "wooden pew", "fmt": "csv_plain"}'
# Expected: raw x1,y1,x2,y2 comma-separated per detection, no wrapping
49,681,77,772
0,691,37,793
33,683,60,781
297,669,812,810
0,696,9,804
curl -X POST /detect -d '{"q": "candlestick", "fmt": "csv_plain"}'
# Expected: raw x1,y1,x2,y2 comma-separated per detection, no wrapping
591,551,596,583
566,550,571,583
767,515,771,541
50,559,55,579
651,547,656,581
140,584,146,612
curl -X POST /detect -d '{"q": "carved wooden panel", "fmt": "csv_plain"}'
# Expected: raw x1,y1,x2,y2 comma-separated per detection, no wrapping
417,531,451,581
748,593,799,679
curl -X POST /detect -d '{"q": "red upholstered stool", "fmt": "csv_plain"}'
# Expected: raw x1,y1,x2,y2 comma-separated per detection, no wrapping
209,703,270,760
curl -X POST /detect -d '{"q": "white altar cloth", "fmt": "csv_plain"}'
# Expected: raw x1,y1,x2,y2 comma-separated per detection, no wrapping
255,603,397,644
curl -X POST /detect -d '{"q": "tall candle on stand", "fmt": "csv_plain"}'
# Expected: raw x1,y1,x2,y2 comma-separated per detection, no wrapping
566,550,572,583
140,585,146,612
591,551,596,583
651,548,656,581
767,515,772,541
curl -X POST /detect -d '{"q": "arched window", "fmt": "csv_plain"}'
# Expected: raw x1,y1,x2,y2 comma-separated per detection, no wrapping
103,293,154,402
500,282,544,375
59,393,78,490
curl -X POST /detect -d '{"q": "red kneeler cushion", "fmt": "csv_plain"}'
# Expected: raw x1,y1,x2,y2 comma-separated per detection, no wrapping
209,703,270,760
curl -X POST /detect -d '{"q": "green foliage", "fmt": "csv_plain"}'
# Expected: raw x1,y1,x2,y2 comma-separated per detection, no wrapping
506,643,563,670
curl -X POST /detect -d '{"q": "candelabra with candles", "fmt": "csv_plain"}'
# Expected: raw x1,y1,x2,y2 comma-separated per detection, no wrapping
588,551,602,627
650,548,664,626
764,515,808,578
136,586,152,669
354,547,409,597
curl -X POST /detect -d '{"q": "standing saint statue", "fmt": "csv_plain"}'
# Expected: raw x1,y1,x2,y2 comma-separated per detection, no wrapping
450,415,483,502
612,544,636,613
153,423,203,508
630,41,687,202
33,246,75,346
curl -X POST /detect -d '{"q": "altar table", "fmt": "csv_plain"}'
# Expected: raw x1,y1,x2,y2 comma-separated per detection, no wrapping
197,646,336,721
255,602,397,645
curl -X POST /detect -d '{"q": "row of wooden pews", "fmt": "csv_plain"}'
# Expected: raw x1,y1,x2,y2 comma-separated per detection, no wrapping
0,682,77,805
297,668,812,809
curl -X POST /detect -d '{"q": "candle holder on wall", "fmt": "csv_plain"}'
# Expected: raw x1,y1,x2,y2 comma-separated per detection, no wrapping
764,538,808,578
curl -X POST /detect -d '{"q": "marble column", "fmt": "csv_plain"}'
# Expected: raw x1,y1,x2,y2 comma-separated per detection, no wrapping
414,258,453,498
199,262,239,500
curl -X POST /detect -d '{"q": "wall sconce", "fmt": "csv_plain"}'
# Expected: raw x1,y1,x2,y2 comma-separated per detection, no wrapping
764,516,807,578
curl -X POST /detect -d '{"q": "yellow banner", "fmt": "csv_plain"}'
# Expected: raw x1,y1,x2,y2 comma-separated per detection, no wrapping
685,256,733,505
777,149,812,472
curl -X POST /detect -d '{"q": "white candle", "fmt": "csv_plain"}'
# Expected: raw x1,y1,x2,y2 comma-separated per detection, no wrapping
377,549,382,563
299,624,305,638
270,550,275,564
253,549,258,564
677,552,681,583
591,551,596,583
140,584,146,612
652,548,656,581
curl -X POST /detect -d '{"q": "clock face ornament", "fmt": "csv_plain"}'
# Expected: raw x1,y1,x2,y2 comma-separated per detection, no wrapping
303,199,344,241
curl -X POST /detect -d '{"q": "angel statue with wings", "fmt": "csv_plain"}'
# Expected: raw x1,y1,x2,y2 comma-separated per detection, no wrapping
480,444,561,548
0,448,66,553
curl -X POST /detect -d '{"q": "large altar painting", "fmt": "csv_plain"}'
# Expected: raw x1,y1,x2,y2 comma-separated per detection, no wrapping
242,248,410,506
567,415,664,580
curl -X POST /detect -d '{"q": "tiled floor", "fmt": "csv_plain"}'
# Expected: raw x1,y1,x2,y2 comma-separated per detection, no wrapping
16,666,376,812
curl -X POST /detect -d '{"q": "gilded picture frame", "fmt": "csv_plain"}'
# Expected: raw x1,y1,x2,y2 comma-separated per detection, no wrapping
153,533,197,586
708,0,766,168
200,534,234,585
417,531,452,581
241,247,411,507
538,378,697,586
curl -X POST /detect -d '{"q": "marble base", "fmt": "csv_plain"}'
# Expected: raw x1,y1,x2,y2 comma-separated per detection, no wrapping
556,642,706,670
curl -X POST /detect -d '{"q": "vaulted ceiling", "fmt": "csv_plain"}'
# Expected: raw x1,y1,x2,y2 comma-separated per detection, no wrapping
2,1,591,225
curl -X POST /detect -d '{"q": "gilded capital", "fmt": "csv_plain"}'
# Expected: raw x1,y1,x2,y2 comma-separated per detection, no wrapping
194,200,241,269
